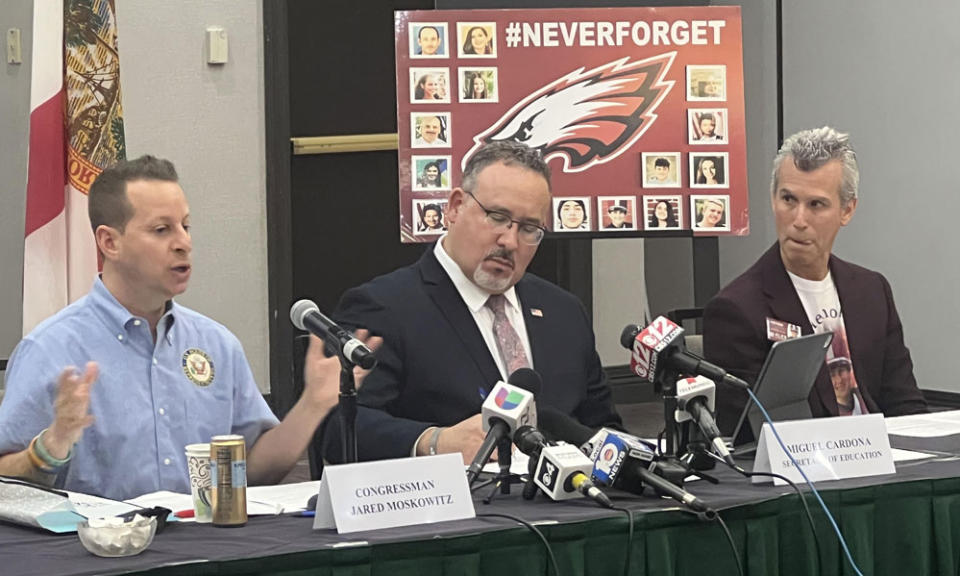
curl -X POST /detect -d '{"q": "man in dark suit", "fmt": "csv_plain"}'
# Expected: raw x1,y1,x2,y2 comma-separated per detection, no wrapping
322,141,622,463
704,127,927,439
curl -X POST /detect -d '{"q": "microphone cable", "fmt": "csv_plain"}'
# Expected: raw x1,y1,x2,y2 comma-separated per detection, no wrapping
743,387,866,576
476,512,560,576
608,506,635,576
698,448,823,576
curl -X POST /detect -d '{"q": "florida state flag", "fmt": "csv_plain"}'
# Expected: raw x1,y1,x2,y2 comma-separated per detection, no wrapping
23,0,126,334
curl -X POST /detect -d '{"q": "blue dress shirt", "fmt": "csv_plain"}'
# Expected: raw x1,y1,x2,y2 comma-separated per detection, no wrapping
0,278,278,500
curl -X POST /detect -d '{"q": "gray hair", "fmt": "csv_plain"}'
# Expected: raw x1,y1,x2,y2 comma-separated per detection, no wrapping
770,126,859,206
461,141,551,193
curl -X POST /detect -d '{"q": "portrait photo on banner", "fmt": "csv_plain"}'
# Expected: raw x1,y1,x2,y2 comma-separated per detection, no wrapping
643,195,683,231
411,155,452,191
686,65,726,101
597,196,637,231
410,67,451,103
410,112,451,148
691,194,730,232
458,67,498,103
554,196,591,232
688,108,729,144
409,22,449,58
690,152,729,188
413,198,449,235
641,152,682,188
457,22,497,57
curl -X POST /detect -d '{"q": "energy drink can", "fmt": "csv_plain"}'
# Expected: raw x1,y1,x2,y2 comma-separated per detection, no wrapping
210,434,247,526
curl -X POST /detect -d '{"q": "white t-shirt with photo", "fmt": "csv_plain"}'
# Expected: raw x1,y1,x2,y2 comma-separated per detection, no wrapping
788,270,867,416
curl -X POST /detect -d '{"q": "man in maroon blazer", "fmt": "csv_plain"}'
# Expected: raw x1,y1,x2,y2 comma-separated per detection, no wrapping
704,127,927,439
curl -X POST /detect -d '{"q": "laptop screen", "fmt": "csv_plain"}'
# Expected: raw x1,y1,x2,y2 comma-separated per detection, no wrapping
731,332,834,446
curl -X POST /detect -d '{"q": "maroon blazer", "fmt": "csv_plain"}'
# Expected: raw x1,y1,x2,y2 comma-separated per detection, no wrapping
703,243,927,437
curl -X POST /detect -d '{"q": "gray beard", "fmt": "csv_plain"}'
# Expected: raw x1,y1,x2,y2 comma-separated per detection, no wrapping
473,265,513,293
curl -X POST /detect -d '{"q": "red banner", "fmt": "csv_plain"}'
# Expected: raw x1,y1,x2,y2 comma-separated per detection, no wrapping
396,6,747,242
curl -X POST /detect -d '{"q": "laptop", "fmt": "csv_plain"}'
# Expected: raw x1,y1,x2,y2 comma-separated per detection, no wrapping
730,332,834,451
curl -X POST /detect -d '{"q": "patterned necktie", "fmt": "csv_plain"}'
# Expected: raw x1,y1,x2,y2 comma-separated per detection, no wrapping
486,294,530,375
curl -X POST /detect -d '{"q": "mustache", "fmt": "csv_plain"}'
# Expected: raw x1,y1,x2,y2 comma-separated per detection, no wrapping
484,247,515,265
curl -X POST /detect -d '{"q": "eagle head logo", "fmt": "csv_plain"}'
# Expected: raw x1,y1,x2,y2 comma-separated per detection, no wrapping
463,52,676,173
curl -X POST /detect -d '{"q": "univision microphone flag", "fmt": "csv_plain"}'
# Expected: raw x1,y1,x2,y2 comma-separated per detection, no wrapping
23,0,126,335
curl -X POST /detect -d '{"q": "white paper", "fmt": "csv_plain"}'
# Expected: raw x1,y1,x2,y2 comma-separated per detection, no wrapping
891,448,937,462
885,410,960,438
247,481,322,513
68,491,141,519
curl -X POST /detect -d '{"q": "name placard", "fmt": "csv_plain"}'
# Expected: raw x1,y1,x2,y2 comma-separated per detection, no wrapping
313,453,475,534
753,413,894,486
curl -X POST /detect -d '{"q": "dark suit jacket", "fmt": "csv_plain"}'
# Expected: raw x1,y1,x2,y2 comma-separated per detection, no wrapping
321,246,622,462
703,243,927,438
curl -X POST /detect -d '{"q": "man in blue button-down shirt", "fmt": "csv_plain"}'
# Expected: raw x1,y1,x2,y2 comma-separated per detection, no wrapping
0,155,379,500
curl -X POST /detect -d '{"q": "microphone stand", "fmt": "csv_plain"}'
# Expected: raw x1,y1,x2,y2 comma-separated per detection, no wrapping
326,336,359,464
472,438,525,504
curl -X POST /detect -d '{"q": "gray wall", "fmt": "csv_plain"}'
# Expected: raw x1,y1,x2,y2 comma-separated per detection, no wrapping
780,0,957,393
116,0,270,391
0,1,32,362
0,1,270,392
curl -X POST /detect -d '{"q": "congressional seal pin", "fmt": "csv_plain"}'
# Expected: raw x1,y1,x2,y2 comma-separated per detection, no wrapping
182,348,215,387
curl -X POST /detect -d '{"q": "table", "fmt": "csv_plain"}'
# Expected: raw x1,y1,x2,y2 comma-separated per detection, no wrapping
3,436,960,576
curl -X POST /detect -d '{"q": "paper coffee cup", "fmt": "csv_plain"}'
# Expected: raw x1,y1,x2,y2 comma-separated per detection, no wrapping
184,443,213,523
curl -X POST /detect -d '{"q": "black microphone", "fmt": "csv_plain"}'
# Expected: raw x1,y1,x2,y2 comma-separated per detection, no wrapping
290,300,377,370
621,317,749,390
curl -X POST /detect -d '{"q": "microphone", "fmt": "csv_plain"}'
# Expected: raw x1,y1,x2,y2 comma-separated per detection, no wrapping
675,376,735,467
513,426,611,508
465,369,540,484
620,316,748,390
290,299,377,370
589,429,711,513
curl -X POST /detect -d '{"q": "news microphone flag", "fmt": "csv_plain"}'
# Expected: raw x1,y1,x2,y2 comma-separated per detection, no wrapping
23,0,126,334
626,316,684,383
481,381,536,434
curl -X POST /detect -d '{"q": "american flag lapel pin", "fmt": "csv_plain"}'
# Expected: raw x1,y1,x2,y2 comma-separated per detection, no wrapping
530,308,543,317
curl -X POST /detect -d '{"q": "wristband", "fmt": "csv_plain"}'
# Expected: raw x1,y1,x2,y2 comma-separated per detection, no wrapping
27,436,59,474
33,428,72,469
428,427,444,456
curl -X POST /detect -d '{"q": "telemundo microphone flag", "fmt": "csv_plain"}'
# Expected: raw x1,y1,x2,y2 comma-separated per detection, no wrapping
23,0,126,335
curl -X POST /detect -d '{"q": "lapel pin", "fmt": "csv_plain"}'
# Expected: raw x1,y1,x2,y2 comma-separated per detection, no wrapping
530,308,543,317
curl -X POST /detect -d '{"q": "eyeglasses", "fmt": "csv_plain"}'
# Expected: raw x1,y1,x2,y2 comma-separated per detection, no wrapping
464,190,547,246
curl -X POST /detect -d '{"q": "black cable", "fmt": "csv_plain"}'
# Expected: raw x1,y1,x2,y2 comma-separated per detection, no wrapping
477,512,561,576
700,449,824,575
611,506,635,576
712,511,744,576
